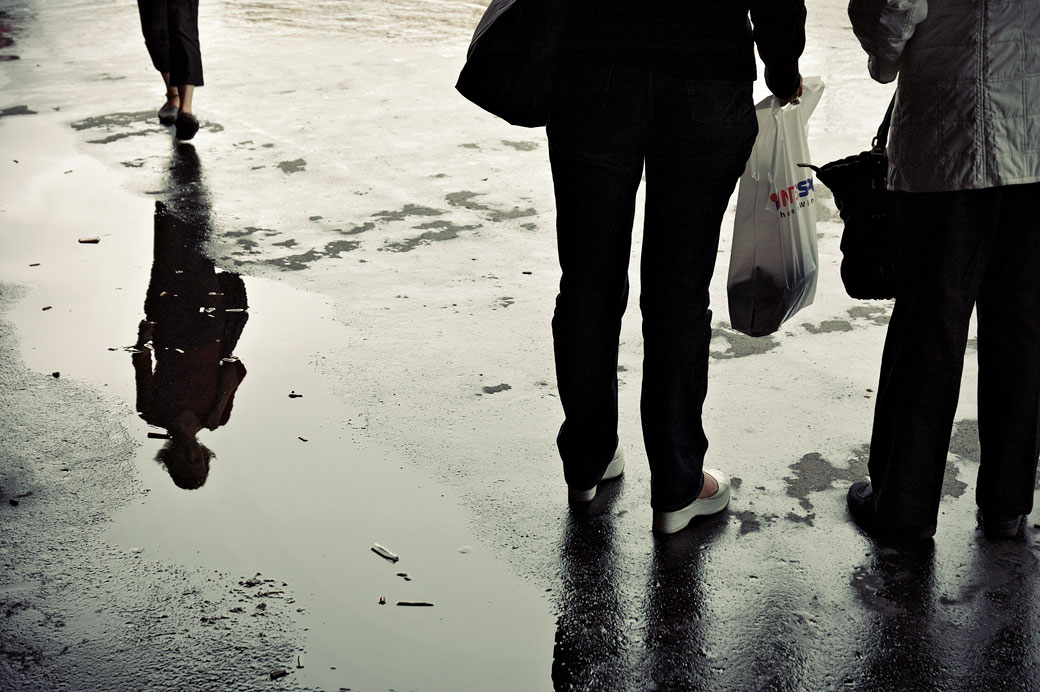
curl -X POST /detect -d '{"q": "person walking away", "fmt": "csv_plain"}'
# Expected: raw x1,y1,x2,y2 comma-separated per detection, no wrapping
137,0,204,140
547,2,806,533
846,0,1040,540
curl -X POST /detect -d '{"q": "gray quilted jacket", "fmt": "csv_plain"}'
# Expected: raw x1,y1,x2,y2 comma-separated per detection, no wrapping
848,0,1040,193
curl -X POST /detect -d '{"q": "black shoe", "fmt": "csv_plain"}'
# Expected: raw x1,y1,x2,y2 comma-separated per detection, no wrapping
846,481,935,542
979,512,1023,539
175,112,200,140
158,100,178,125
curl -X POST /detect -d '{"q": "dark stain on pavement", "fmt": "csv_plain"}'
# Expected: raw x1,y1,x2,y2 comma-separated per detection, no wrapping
501,140,539,152
337,221,375,236
446,191,537,222
276,158,306,174
709,324,779,359
949,419,980,462
322,239,360,257
70,111,221,144
848,305,891,326
266,248,322,271
0,104,35,118
785,450,868,513
372,204,444,222
481,383,511,394
786,444,967,515
732,509,778,535
382,220,480,253
802,319,854,334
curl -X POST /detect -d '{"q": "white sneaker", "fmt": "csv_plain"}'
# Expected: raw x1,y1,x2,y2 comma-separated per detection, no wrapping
652,469,731,534
567,444,625,503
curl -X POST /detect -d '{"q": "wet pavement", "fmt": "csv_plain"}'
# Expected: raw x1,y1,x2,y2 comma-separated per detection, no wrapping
3,0,1040,691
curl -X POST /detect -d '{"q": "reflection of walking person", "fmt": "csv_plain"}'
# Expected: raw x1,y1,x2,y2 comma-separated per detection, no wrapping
132,146,248,489
845,1,1040,541
548,2,806,533
137,0,204,140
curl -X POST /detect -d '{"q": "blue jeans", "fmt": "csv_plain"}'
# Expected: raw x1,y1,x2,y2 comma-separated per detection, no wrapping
547,65,756,511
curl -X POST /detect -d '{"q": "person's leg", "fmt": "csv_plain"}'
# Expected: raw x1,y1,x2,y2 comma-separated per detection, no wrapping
547,65,648,493
137,0,178,119
178,84,195,114
975,182,1040,522
640,76,756,512
167,0,202,138
138,0,170,74
864,188,1000,535
167,0,204,94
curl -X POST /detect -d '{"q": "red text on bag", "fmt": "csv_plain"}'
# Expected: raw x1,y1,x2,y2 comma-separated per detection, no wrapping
770,178,815,209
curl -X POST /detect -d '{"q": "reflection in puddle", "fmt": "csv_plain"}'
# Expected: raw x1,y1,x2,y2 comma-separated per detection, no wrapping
0,115,555,691
133,144,249,490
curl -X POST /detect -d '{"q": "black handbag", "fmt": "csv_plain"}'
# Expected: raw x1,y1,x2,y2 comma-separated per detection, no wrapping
454,0,567,128
803,97,898,300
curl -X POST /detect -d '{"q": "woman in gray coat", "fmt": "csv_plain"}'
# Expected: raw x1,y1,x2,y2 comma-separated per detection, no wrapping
846,0,1040,540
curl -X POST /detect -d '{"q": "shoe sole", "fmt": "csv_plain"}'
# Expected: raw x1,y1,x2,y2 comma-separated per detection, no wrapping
567,446,625,503
652,469,731,534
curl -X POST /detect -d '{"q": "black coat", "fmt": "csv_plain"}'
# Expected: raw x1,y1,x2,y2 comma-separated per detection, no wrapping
557,0,806,98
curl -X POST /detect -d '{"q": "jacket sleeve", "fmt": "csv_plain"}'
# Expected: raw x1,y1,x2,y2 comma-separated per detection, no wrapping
848,0,928,83
749,0,807,99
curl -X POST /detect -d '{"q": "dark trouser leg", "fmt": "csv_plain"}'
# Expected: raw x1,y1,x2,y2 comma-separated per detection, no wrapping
168,0,203,86
975,183,1040,517
640,76,756,511
137,0,170,73
868,188,1000,531
547,69,647,492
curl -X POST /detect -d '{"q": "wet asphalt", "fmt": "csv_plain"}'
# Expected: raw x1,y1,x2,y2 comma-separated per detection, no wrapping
3,1,1040,691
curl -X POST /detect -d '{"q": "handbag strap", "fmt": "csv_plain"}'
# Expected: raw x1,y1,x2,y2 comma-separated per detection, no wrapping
872,93,896,153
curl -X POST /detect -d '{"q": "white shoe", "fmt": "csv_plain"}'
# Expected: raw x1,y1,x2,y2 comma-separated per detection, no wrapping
652,469,731,534
567,444,625,503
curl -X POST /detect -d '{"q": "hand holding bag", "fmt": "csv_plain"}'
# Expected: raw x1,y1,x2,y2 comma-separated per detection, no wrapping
728,77,825,337
801,96,897,300
455,0,567,128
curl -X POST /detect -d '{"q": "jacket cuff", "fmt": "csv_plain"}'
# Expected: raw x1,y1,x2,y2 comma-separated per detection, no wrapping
764,63,801,100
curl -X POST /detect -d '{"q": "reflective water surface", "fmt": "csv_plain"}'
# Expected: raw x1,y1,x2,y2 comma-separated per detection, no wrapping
4,0,1040,690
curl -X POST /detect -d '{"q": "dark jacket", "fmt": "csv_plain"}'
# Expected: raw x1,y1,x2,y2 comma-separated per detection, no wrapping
557,0,806,98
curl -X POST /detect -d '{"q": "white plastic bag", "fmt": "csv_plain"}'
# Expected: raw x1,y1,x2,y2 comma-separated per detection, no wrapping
727,77,825,337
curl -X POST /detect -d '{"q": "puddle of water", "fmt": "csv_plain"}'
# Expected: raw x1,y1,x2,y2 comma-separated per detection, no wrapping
1,113,555,692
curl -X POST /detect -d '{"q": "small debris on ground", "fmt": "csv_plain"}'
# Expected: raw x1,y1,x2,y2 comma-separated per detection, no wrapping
51,372,60,378
372,543,399,562
288,391,303,398
298,436,308,442
378,596,386,605
41,306,51,311
396,601,434,607
29,263,40,267
77,237,99,244
458,545,472,554
269,669,288,680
